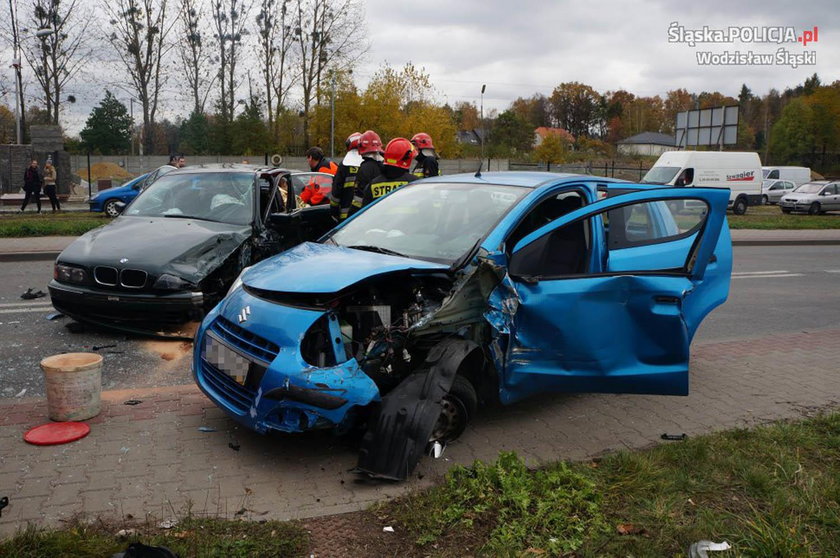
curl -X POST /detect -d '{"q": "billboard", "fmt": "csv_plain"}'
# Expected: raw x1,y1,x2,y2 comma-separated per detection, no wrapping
675,106,739,148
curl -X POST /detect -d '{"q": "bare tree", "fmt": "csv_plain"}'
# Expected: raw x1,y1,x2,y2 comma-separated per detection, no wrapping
105,0,173,154
255,0,295,141
293,0,365,146
211,0,252,123
177,0,214,115
21,0,90,125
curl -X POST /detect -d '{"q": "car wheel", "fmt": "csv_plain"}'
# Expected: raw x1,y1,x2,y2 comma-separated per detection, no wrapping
808,202,821,215
103,199,120,218
761,194,769,205
430,375,478,443
733,197,748,215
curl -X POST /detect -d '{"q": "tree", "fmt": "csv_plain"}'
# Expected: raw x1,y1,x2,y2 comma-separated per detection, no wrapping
79,91,133,154
0,104,15,143
255,0,295,141
23,0,91,125
768,98,814,165
663,88,694,134
293,0,366,146
489,109,533,156
106,0,173,154
231,97,272,155
212,0,252,123
180,110,211,154
548,82,601,138
533,131,570,165
510,94,550,128
177,0,214,114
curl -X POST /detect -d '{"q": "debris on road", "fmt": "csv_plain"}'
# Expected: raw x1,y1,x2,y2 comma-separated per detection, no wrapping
661,433,688,441
0,496,8,517
20,288,46,300
46,312,65,320
124,400,142,406
689,540,732,557
15,388,26,397
115,528,138,538
382,526,395,533
157,519,178,529
111,542,178,558
24,422,91,446
228,442,240,451
92,344,117,351
198,426,217,433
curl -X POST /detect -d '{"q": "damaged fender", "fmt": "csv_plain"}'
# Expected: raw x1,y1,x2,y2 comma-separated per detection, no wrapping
355,338,479,481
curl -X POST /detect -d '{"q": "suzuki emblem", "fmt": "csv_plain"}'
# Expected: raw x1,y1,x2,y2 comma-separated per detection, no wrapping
238,306,251,324
119,258,129,264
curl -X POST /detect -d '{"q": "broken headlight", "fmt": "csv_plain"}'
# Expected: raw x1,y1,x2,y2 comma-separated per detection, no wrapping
54,263,88,284
153,273,195,291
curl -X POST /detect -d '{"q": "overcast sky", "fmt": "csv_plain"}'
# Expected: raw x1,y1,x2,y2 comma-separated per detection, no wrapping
1,0,837,136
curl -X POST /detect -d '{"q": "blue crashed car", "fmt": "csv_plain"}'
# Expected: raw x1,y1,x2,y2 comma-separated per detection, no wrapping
89,173,150,217
194,172,732,479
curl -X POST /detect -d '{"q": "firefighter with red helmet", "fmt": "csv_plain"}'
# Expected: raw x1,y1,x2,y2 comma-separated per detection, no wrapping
410,132,440,178
350,130,384,215
301,146,338,205
362,138,418,206
330,132,363,220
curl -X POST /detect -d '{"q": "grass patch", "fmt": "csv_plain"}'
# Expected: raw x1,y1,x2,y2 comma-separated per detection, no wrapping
728,205,840,229
0,212,108,237
0,515,309,558
381,412,840,556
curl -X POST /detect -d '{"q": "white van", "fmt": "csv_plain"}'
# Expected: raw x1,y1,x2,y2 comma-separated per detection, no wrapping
643,151,763,214
762,166,811,186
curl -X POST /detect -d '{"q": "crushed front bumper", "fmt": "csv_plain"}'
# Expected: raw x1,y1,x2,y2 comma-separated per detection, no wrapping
192,288,380,435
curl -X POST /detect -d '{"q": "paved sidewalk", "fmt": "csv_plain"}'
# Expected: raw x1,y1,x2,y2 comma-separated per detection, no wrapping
1,328,838,538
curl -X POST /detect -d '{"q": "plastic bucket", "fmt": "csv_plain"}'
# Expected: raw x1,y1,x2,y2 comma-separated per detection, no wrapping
40,353,103,421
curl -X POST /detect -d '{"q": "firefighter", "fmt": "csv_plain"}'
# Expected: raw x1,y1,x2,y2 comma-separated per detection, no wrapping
410,132,440,178
350,130,384,215
362,138,418,206
330,132,363,220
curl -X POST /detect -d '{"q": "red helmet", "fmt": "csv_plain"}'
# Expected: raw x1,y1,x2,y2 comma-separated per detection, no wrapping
358,130,383,155
383,138,416,170
345,131,362,151
410,132,434,150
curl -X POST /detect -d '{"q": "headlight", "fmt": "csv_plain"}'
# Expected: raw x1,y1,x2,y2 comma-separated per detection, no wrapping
227,266,252,296
153,273,195,291
54,263,88,284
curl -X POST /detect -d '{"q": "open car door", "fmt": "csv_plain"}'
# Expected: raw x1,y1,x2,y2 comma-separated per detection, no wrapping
498,187,730,404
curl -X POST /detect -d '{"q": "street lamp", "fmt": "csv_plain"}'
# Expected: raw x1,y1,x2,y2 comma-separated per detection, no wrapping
9,0,54,144
480,84,486,170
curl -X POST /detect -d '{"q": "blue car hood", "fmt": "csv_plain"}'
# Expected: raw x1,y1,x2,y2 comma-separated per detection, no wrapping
244,242,450,293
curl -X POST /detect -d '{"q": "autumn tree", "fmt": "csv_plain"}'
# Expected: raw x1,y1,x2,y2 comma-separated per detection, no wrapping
548,82,601,138
510,94,550,128
80,90,133,154
768,98,814,165
106,0,173,155
489,109,533,156
23,0,91,125
533,131,570,166
212,0,252,123
662,88,694,134
255,0,295,141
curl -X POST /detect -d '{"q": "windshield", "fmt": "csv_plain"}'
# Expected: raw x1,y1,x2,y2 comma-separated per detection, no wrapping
794,183,824,194
330,182,528,264
126,171,255,225
762,169,770,178
641,166,681,184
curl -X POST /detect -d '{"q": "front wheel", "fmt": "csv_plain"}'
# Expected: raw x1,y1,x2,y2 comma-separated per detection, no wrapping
761,194,769,205
103,199,121,218
732,197,748,215
430,375,478,443
808,202,821,215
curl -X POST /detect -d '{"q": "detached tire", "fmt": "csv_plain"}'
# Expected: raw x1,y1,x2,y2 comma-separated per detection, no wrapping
430,375,478,443
733,197,748,215
103,199,121,218
808,202,821,215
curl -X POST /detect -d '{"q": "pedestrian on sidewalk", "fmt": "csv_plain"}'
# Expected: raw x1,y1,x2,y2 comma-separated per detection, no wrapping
20,159,43,213
43,160,61,212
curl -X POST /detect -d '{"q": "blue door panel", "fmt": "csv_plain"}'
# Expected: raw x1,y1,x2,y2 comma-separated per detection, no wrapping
499,274,692,404
682,221,732,340
608,233,698,272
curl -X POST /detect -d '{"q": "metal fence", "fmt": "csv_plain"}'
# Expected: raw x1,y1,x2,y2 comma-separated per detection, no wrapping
509,160,652,181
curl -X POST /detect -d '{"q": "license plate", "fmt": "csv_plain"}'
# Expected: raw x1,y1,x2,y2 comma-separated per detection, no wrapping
204,334,251,385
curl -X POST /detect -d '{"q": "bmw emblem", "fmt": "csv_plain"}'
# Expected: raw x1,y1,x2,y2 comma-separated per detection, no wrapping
119,258,129,264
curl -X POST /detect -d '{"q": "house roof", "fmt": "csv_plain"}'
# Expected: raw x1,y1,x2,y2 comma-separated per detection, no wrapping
617,132,676,146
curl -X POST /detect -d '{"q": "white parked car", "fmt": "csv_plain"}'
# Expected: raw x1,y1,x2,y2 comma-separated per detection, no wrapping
780,181,840,214
761,179,796,204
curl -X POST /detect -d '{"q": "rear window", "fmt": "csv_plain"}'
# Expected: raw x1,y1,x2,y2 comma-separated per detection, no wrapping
642,166,680,184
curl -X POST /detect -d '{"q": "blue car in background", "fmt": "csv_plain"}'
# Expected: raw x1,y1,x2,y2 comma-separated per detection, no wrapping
193,172,732,480
89,172,150,217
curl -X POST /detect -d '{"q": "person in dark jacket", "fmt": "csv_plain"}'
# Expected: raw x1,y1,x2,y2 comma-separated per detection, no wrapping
21,159,43,213
362,138,418,206
330,132,363,221
410,132,440,178
350,130,385,215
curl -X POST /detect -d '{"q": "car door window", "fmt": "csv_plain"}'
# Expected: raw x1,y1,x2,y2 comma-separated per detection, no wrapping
506,190,585,253
770,181,783,191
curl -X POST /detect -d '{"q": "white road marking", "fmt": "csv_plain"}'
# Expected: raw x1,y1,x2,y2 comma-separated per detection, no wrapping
825,270,840,273
0,307,54,315
731,273,804,279
0,301,53,308
731,270,789,275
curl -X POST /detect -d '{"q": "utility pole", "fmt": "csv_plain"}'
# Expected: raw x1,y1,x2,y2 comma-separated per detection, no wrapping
329,74,336,158
10,0,23,144
480,84,486,170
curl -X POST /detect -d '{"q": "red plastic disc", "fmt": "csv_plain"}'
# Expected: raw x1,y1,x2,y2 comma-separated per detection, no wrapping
24,422,91,445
